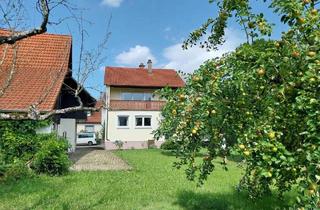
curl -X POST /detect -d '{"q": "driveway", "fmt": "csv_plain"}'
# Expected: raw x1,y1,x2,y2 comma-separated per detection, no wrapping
69,148,131,171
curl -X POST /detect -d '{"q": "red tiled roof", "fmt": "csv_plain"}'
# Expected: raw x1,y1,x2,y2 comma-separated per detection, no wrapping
83,100,102,124
0,29,72,112
104,67,185,88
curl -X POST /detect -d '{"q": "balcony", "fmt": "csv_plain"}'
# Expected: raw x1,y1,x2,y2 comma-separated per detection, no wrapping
109,100,166,111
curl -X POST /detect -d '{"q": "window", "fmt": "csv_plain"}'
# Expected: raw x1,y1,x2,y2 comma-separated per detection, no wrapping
85,125,94,132
121,92,153,101
86,111,92,117
78,133,94,138
144,93,152,101
118,116,129,127
135,116,152,127
144,117,151,126
136,117,143,126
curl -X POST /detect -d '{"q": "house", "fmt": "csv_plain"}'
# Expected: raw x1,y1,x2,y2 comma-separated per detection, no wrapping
0,29,96,151
77,100,103,139
103,60,184,149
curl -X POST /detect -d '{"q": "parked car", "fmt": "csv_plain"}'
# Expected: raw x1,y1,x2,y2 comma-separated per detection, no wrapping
76,132,97,146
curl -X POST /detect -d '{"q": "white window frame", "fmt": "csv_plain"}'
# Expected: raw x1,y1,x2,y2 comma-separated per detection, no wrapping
117,115,129,129
135,115,152,128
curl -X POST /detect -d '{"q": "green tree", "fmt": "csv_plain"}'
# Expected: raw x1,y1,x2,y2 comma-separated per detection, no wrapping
155,0,320,208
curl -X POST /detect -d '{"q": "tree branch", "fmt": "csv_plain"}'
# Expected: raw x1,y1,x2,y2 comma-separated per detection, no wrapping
0,0,49,45
0,105,100,120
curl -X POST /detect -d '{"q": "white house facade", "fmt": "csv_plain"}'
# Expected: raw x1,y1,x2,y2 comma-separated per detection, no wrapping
103,60,184,149
76,100,103,140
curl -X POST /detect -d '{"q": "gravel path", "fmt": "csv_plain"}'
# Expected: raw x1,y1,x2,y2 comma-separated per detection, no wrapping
69,148,131,171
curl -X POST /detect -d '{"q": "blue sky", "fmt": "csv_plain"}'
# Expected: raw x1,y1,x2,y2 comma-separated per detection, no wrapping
22,0,286,98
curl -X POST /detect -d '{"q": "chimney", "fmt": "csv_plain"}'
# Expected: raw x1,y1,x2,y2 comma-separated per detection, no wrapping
139,63,145,68
147,59,152,74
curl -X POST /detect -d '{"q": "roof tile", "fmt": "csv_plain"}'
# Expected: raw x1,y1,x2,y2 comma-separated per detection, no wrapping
104,67,184,88
0,29,72,112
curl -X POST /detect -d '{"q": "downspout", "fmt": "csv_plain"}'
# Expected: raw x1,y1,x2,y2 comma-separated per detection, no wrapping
105,108,109,141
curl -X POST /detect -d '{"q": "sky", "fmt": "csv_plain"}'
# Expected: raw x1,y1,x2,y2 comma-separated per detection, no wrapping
20,0,286,98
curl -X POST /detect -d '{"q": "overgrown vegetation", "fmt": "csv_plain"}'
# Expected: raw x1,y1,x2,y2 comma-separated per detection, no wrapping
155,0,319,208
0,120,70,181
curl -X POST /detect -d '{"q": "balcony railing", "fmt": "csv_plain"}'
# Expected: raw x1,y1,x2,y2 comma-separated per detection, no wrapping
110,100,166,111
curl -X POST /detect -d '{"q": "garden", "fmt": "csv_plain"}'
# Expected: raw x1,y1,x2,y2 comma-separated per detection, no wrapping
0,149,295,210
0,0,319,209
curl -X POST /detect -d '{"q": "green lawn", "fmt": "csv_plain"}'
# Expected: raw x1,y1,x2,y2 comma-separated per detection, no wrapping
0,149,294,210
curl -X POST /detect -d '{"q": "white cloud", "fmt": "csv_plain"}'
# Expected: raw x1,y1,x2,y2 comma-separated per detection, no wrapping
101,0,123,7
115,45,157,66
163,28,245,73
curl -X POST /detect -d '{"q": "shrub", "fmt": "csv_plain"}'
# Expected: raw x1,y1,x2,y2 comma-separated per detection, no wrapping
114,140,124,150
0,121,71,179
1,130,40,163
0,152,7,178
4,160,34,181
160,140,179,150
32,135,70,176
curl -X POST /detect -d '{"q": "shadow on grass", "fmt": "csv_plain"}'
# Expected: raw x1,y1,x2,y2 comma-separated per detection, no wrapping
161,150,244,164
227,154,243,163
160,150,178,157
160,150,207,158
175,190,292,210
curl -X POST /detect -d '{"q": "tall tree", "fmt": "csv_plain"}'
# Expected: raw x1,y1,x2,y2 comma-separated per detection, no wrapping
155,0,319,208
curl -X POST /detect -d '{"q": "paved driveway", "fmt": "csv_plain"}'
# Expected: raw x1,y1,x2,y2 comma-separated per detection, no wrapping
69,148,131,171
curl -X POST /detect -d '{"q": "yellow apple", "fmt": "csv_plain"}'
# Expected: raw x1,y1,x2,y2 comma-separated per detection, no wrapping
311,9,318,15
243,150,250,156
307,51,316,57
192,129,197,135
268,131,276,139
257,68,266,76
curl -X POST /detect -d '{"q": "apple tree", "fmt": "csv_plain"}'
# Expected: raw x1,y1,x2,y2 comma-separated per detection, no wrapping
155,0,319,208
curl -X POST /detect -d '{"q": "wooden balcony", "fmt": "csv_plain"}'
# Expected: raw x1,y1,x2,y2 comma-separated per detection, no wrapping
109,100,166,111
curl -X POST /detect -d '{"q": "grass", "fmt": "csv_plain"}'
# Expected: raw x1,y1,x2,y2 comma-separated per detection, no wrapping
0,149,294,210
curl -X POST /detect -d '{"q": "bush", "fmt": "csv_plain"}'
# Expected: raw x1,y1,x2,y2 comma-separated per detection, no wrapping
0,121,71,179
114,140,124,150
4,160,34,181
0,152,7,179
1,130,40,163
160,140,179,150
32,135,70,176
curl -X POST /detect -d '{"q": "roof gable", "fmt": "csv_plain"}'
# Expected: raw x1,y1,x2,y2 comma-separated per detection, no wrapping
0,30,72,112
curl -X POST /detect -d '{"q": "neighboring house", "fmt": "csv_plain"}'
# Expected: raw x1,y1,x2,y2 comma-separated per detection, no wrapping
103,60,184,149
0,29,96,151
77,100,103,139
